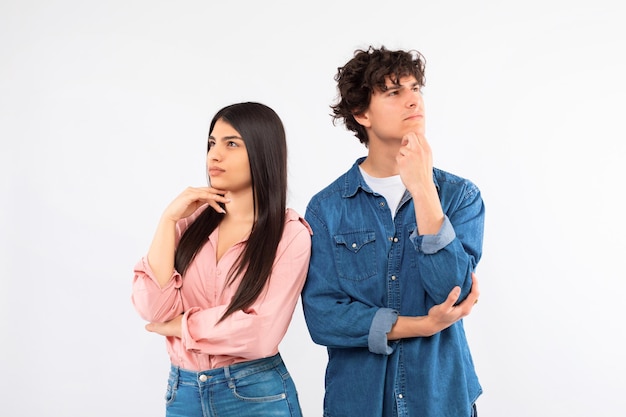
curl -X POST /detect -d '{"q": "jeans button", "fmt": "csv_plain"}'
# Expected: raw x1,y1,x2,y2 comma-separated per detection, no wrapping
199,374,208,382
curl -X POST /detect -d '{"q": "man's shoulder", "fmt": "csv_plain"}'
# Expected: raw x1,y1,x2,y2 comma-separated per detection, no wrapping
434,167,479,187
433,167,481,200
305,160,363,214
308,173,347,205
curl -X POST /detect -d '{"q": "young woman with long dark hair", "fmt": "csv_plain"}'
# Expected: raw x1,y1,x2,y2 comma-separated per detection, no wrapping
132,102,311,417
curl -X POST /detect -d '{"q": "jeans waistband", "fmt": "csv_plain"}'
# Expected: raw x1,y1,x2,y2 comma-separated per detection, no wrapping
170,353,285,385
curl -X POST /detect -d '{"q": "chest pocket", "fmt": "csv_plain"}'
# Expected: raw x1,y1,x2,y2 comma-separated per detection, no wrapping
333,231,377,281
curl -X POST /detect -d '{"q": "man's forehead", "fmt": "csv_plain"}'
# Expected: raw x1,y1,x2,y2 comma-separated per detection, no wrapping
385,74,418,86
379,75,419,91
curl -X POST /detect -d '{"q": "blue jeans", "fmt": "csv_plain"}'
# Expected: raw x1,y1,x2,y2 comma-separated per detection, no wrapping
164,353,302,417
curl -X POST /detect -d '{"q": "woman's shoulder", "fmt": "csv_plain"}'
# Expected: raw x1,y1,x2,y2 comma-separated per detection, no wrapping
285,208,313,236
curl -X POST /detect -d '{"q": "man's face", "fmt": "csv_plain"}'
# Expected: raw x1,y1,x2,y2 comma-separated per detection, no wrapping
356,75,425,143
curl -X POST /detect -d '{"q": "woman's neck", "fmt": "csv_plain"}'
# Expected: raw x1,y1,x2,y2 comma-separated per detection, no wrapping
221,188,255,224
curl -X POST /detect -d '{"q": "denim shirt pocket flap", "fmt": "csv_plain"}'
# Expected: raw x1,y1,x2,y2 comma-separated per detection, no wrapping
334,231,376,253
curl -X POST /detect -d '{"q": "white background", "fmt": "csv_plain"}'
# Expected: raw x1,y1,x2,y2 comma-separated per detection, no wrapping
2,1,625,416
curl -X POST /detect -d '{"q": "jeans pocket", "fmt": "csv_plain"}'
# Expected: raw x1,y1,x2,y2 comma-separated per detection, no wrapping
230,368,287,403
164,369,178,406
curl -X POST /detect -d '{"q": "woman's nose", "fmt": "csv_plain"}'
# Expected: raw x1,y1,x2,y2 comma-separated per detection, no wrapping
208,145,221,160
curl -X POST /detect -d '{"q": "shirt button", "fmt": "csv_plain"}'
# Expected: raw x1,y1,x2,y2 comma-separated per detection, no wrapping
393,237,399,242
380,202,385,207
398,394,404,399
352,243,357,248
199,374,208,382
391,275,397,281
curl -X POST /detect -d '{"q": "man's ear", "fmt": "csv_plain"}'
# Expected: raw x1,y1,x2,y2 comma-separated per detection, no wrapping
353,111,371,128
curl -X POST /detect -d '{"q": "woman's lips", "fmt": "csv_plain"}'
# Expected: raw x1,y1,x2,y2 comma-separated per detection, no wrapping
208,167,225,176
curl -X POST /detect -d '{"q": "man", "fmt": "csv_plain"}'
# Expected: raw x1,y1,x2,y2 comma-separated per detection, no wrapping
302,46,485,417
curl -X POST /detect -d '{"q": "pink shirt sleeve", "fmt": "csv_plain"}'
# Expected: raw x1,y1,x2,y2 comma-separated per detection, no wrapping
131,206,206,322
181,212,312,360
131,257,184,322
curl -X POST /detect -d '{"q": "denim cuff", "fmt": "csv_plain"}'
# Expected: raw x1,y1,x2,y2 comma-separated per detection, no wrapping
368,308,399,355
410,216,456,254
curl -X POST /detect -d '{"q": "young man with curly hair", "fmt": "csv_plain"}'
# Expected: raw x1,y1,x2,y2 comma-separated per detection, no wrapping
302,46,485,417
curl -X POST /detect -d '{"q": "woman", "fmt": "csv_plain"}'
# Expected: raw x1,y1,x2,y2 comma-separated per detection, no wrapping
132,102,311,417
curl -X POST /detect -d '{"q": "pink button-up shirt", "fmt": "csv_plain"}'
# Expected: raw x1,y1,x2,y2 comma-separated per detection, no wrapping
132,207,312,371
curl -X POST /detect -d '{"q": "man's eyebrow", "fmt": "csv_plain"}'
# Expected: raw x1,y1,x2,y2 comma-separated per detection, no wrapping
383,80,419,91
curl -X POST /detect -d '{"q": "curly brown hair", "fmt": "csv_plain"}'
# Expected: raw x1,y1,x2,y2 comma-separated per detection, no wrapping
330,46,426,145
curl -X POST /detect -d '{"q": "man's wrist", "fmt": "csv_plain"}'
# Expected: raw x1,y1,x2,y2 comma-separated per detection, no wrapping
422,316,438,337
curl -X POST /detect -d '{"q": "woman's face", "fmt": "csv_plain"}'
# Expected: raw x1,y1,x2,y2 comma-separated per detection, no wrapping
206,118,252,193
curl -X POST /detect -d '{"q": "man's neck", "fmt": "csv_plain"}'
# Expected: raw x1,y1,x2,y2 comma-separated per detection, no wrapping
360,140,401,178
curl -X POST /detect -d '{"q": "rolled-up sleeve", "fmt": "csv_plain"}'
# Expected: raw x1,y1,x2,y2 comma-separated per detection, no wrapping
409,216,456,254
368,308,399,355
131,257,184,323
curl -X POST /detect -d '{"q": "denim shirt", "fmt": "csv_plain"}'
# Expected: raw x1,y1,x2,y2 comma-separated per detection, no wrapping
302,157,485,417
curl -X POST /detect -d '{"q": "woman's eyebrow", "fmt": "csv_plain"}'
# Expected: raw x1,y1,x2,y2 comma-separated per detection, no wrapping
208,135,243,141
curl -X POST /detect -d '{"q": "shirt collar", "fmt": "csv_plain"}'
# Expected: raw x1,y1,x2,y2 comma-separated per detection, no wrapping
341,157,440,199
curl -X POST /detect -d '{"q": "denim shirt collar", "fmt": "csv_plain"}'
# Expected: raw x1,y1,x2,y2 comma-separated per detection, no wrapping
342,157,441,200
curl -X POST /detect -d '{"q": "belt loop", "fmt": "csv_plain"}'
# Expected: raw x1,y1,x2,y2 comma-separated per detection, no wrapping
172,366,180,390
224,365,235,388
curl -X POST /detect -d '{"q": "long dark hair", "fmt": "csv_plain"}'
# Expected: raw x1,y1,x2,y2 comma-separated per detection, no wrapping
174,102,288,322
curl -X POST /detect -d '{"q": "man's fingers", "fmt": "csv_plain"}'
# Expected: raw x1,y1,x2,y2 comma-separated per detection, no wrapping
469,273,480,302
456,273,480,315
444,286,461,308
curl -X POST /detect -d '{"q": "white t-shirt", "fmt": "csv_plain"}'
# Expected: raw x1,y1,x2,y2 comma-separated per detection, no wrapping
359,167,406,219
